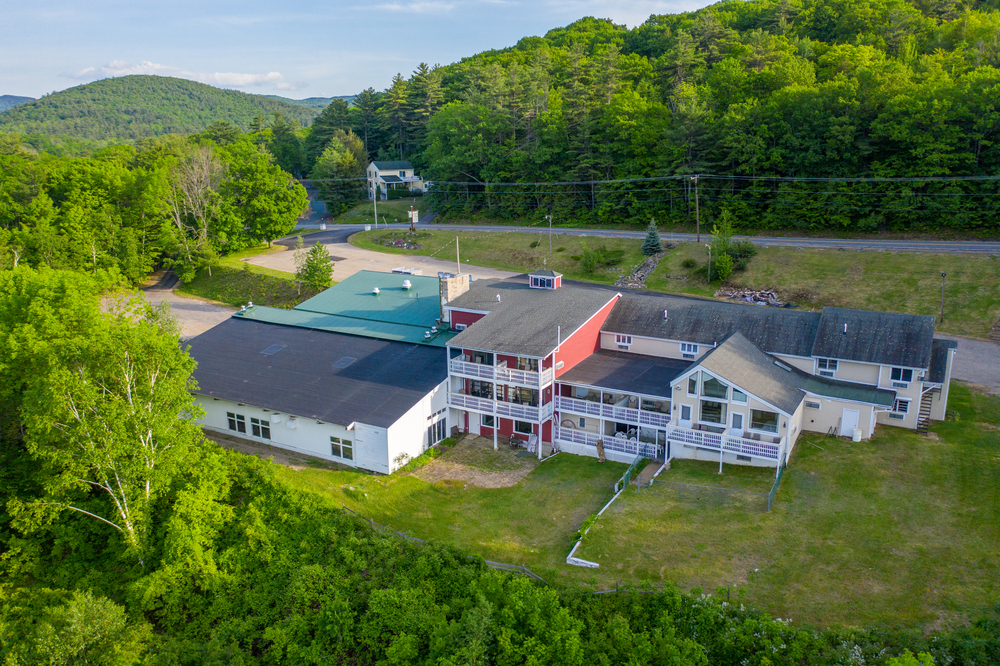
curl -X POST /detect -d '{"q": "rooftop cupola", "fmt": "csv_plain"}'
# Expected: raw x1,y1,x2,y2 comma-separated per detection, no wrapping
528,269,562,290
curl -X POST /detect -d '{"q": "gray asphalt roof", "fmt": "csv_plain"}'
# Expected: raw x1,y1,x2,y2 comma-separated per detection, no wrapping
695,332,895,414
603,291,822,358
447,276,620,357
380,175,403,183
373,160,412,170
558,350,690,398
928,338,958,383
812,307,936,368
186,318,447,429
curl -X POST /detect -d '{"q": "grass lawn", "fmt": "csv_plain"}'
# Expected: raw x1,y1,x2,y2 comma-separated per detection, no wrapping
350,228,648,287
575,383,1000,630
176,244,324,308
334,198,425,225
649,243,1000,337
275,448,626,584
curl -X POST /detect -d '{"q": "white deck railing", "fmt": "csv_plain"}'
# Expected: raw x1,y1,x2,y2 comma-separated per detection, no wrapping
449,359,553,387
665,426,783,461
447,392,553,422
553,426,659,458
555,396,671,428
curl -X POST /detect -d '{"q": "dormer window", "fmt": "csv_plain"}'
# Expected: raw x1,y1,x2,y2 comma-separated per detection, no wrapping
528,271,562,289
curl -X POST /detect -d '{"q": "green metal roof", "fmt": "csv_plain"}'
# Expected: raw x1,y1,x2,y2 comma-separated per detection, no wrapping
230,271,455,347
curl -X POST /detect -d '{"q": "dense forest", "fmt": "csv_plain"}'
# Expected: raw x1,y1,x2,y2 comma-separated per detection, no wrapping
0,77,319,145
295,0,1000,231
0,268,997,665
0,96,33,112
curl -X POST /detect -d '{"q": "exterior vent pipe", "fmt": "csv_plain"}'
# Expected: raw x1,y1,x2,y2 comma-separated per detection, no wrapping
402,279,412,290
844,323,847,334
373,287,380,295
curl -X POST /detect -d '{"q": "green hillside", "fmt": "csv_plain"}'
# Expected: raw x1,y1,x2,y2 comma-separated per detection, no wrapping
0,76,320,141
0,95,33,112
266,94,355,108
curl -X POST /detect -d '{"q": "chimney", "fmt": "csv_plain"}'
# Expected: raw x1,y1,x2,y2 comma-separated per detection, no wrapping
438,272,471,324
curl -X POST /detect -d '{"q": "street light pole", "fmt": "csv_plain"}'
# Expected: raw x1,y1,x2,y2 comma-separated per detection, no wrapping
940,272,947,322
545,214,553,251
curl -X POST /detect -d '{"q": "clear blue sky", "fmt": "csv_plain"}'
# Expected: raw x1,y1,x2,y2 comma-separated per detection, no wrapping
3,0,712,99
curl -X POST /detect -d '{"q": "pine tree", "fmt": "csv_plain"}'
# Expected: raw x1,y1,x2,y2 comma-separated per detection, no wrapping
297,243,334,292
641,220,663,256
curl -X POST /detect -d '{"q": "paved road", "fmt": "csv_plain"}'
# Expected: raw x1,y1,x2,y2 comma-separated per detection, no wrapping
289,222,1000,254
935,334,1000,396
141,271,234,340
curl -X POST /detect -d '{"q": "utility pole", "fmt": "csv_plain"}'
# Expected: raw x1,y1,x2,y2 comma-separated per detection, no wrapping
545,214,553,251
706,244,712,287
693,175,701,242
940,272,947,322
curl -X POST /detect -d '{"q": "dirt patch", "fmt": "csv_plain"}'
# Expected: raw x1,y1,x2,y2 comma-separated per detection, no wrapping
976,422,1000,431
204,430,351,471
413,435,540,488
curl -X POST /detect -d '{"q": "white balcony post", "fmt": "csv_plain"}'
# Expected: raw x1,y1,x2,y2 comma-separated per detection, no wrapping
494,421,498,451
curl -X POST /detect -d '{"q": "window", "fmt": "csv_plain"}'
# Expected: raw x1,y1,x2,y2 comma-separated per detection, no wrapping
428,419,446,446
481,414,495,428
687,377,697,395
731,413,744,430
805,400,821,410
517,357,539,372
469,380,493,399
331,436,354,460
680,342,698,359
514,420,533,434
732,390,747,404
680,405,692,421
227,412,246,434
615,334,632,350
578,417,586,428
817,358,838,377
892,399,910,414
455,323,467,331
701,376,728,400
399,170,406,177
250,417,271,439
750,409,779,433
700,400,727,424
891,368,913,386
736,454,752,462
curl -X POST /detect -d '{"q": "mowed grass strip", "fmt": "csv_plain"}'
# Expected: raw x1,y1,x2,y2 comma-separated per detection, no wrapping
575,383,1000,630
275,452,626,582
649,243,1000,337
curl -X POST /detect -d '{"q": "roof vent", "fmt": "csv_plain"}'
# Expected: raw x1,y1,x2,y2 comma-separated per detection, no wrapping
240,305,246,312
424,331,432,339
843,323,847,334
373,287,380,295
431,325,438,333
496,294,501,303
248,301,253,308
663,309,668,320
774,360,792,372
333,356,356,369
402,279,412,290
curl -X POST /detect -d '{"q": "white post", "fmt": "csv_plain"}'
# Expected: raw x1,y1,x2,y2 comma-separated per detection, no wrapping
493,352,498,451
456,236,460,274
494,418,498,451
719,447,723,474
373,191,378,229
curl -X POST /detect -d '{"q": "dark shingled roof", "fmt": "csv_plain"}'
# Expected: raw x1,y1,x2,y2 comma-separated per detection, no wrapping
186,318,446,429
603,291,822,358
558,350,690,397
447,276,619,357
811,307,935,368
372,160,412,170
695,333,896,414
531,270,562,277
380,175,403,183
928,338,958,383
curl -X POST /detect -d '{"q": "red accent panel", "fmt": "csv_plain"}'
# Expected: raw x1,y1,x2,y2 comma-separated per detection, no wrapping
554,296,619,378
451,310,485,330
542,420,552,443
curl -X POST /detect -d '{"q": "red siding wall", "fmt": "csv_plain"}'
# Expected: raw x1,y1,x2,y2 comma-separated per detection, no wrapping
482,418,537,438
554,296,620,378
451,310,485,330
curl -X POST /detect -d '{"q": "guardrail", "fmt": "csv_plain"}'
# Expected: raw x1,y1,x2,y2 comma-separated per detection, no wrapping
449,359,553,387
341,505,547,583
555,396,671,428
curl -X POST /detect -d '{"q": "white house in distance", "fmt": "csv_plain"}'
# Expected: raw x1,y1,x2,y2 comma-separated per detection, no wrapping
367,160,426,200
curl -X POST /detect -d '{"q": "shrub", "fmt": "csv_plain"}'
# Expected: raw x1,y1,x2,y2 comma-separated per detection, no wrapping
714,253,734,281
681,258,698,269
555,247,565,252
530,240,540,248
641,220,663,256
580,245,625,273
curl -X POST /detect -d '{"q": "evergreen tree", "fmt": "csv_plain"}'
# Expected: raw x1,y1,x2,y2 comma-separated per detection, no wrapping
641,219,663,255
297,242,333,291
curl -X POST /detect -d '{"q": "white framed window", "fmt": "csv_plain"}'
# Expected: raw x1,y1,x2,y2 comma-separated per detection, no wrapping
750,409,779,433
817,358,838,377
680,342,698,359
687,376,697,396
731,413,744,430
805,400,821,410
455,323,467,331
615,334,632,350
578,417,586,428
330,436,354,460
732,390,747,404
890,367,913,388
227,412,246,434
428,419,446,445
892,399,910,414
514,420,533,434
250,417,270,439
481,414,495,427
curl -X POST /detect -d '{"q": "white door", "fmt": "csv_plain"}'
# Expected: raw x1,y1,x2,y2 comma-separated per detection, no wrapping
679,405,692,428
840,408,860,437
731,412,744,434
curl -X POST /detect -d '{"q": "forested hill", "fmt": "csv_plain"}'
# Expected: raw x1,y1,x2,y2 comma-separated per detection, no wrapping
0,76,320,142
266,94,356,108
0,95,33,112
314,0,1000,231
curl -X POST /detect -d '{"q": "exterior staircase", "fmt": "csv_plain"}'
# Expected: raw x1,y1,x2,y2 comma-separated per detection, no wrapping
917,389,937,433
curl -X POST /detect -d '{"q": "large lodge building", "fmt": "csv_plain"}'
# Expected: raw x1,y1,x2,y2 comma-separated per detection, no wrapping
185,269,957,474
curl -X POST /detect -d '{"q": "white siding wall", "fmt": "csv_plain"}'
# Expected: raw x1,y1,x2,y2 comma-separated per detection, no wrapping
385,380,448,473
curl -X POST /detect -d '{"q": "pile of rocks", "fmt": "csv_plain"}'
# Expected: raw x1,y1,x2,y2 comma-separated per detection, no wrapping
716,287,787,308
615,252,665,289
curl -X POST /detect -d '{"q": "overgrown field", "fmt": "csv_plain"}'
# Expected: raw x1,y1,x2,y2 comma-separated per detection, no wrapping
351,229,1000,337
176,244,323,308
576,383,1000,629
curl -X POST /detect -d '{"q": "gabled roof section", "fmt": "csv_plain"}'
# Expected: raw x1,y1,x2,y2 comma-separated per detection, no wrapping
559,350,690,397
812,307,935,368
692,332,895,414
531,269,562,278
372,160,412,170
447,276,619,357
232,271,454,347
604,291,822,358
186,318,447,428
928,338,958,383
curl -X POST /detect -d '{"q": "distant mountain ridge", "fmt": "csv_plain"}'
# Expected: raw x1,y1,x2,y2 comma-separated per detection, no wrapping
0,95,33,112
0,76,321,142
266,94,356,109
